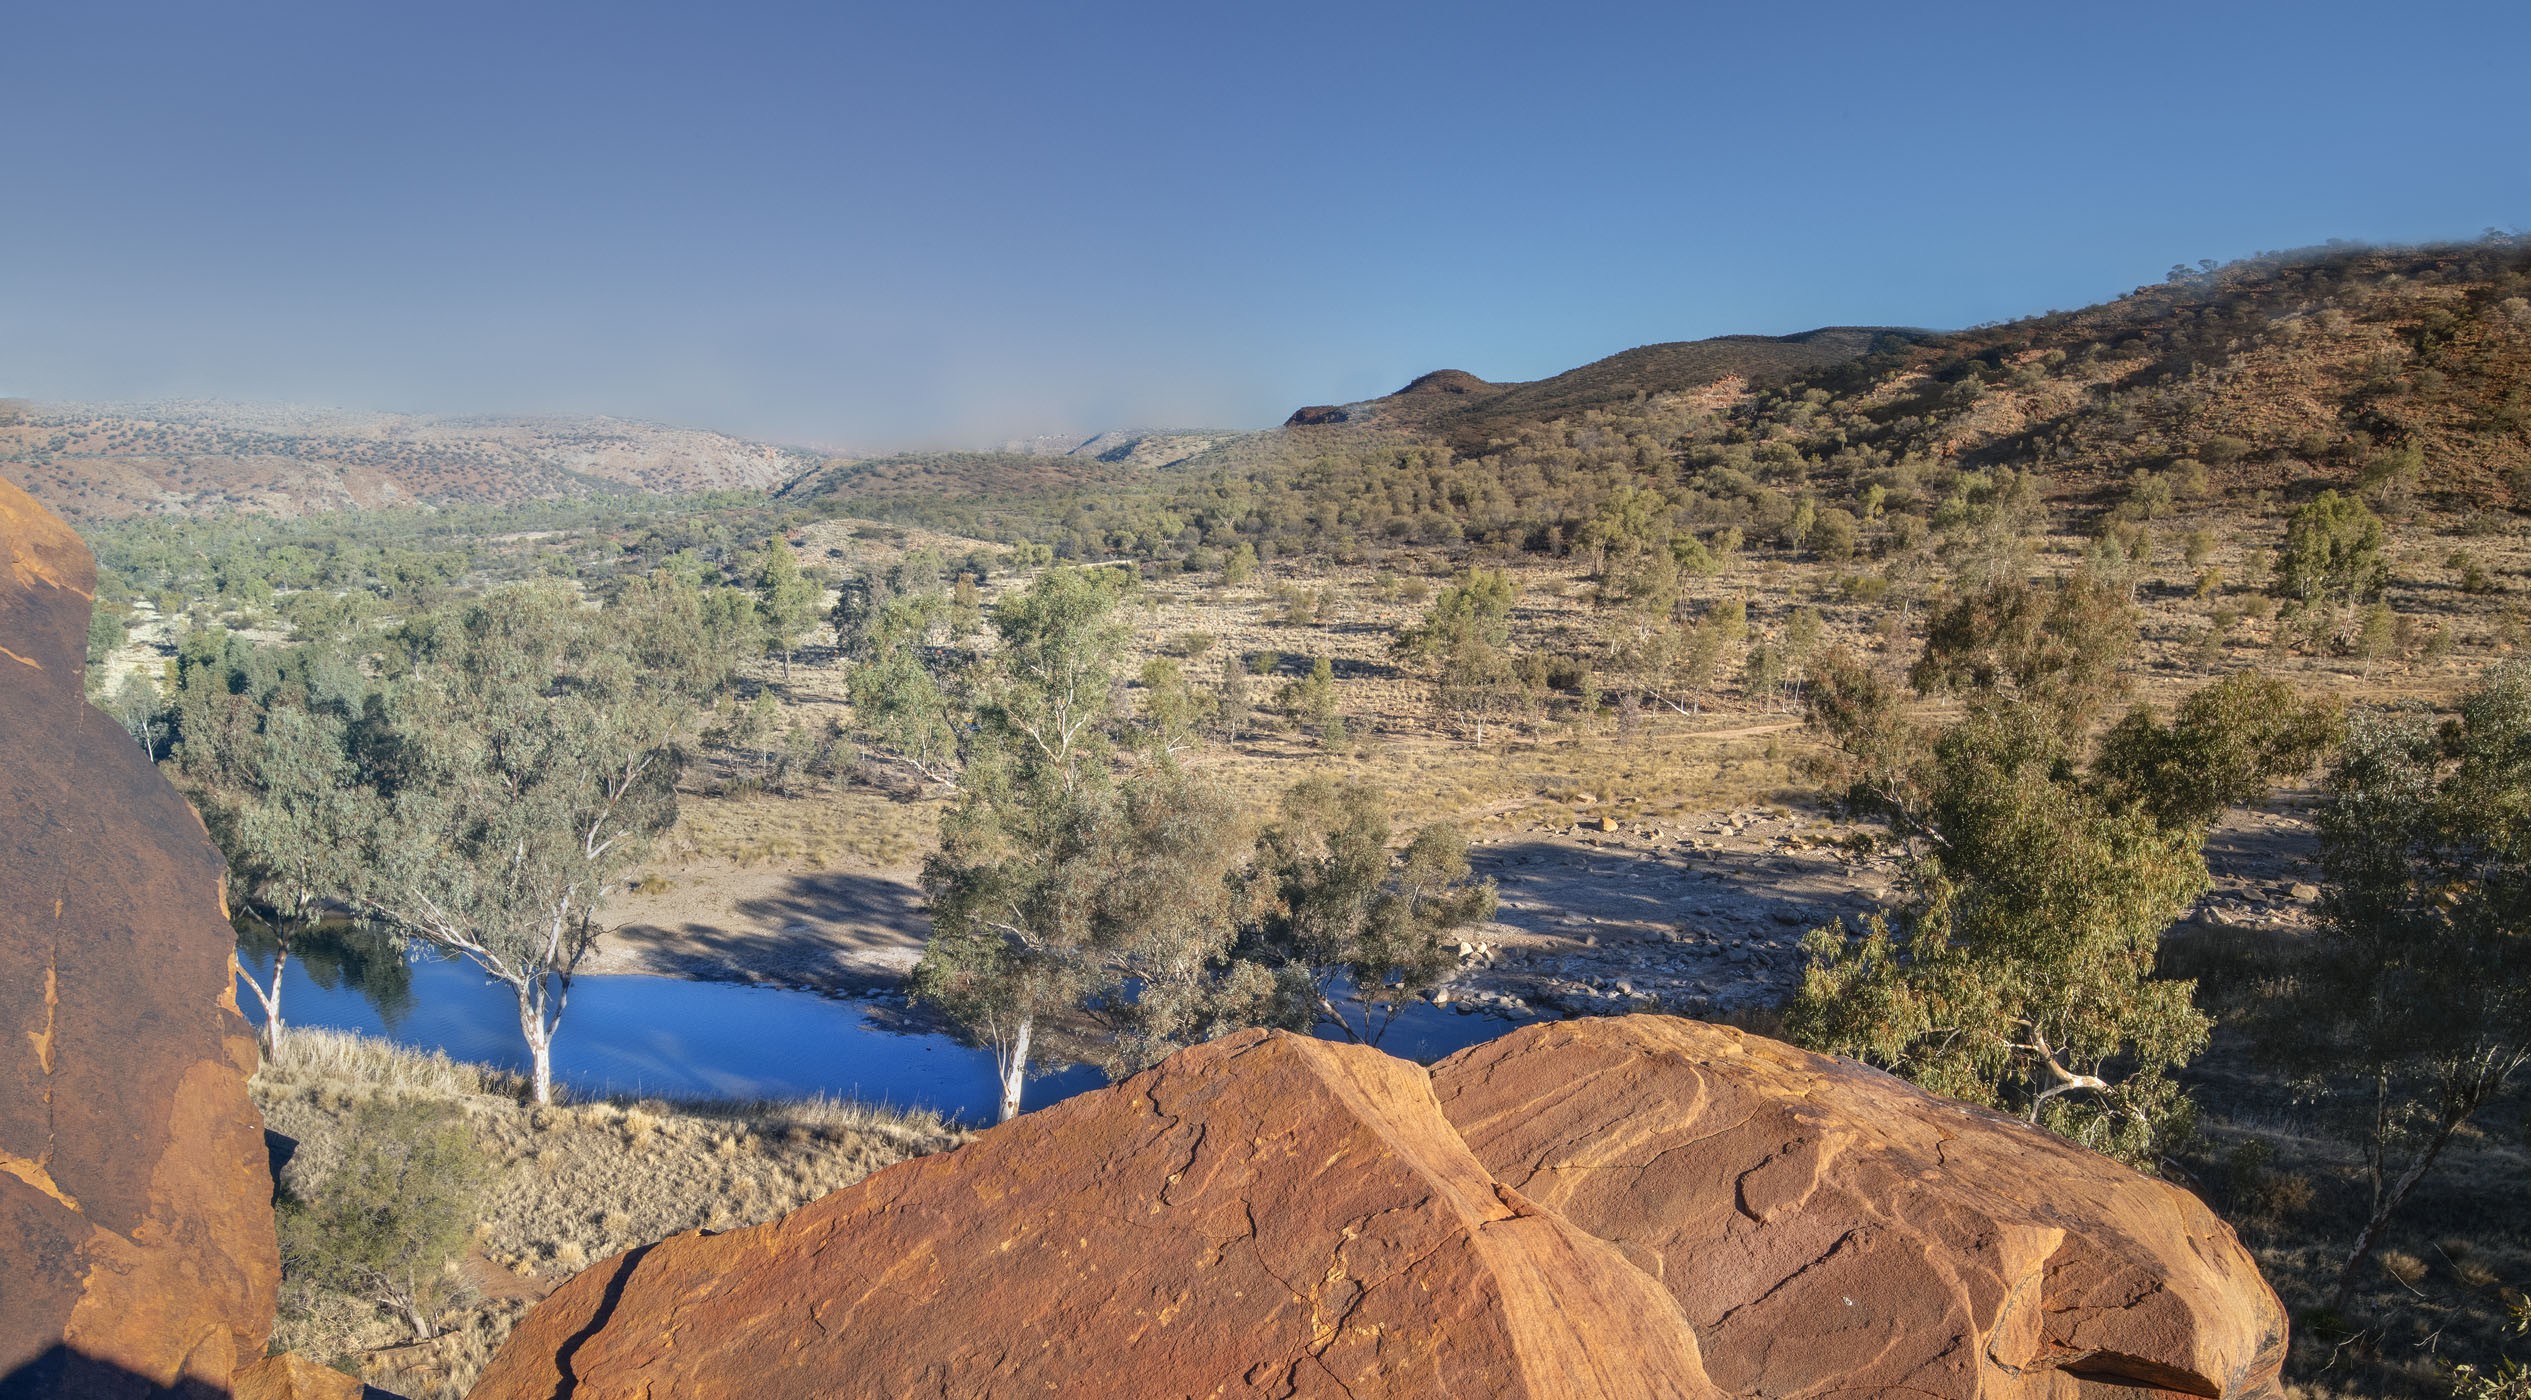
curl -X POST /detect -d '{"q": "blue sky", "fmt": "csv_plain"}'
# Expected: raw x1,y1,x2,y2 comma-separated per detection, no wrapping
4,2,2526,447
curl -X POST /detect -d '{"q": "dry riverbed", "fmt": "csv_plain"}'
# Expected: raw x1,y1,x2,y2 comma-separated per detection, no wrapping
590,793,2330,1037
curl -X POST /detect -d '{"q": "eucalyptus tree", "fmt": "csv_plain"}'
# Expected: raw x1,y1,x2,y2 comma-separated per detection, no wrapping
913,566,1263,1121
2274,488,2389,612
164,639,368,1049
1791,646,2335,1165
1237,777,1496,1046
614,565,759,700
843,587,965,789
755,534,821,680
208,705,358,1049
341,581,691,1105
1396,568,1522,742
2271,663,2531,1311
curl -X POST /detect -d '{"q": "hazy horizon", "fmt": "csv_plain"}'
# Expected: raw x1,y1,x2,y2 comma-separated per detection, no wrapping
6,2,2526,449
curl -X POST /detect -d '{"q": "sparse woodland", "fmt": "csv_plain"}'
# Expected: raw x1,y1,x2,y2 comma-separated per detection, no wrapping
50,236,2531,1397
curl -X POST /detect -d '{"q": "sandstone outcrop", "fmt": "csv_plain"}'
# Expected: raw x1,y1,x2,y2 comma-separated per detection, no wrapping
1432,1018,2288,1399
472,1029,1717,1400
0,476,281,1393
230,1354,366,1400
478,1015,2286,1400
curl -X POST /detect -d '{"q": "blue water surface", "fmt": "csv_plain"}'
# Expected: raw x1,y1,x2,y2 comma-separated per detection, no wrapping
247,951,1524,1124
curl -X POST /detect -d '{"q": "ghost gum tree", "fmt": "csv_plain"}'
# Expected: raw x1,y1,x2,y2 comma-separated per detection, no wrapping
754,533,821,680
1790,574,2336,1164
341,579,701,1105
916,566,1340,1120
166,638,367,1050
1396,568,1525,742
912,566,1139,1122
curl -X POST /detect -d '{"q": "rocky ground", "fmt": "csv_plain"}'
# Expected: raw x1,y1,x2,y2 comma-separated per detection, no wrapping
1449,792,2326,1022
586,790,2330,1044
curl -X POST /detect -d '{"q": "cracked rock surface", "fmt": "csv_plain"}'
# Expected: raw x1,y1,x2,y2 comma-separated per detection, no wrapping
476,1020,2283,1400
0,476,282,1391
472,1028,1713,1400
1434,1018,2287,1400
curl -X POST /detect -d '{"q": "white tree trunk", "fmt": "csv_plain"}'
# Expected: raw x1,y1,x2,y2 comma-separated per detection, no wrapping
237,948,285,1050
996,1016,1033,1124
517,988,557,1107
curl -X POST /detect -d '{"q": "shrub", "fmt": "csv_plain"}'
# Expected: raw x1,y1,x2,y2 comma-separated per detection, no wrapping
2275,490,2388,607
279,1097,490,1341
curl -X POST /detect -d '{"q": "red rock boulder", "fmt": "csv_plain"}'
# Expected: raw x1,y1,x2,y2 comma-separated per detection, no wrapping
231,1354,366,1400
471,1014,2284,1400
0,476,281,1393
472,1029,1716,1400
1433,1017,2288,1399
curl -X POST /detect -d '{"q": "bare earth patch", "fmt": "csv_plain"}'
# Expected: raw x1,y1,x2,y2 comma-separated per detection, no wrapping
591,860,929,994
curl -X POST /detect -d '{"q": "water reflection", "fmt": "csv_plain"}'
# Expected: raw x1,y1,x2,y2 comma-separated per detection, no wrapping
235,919,413,1025
240,940,1532,1123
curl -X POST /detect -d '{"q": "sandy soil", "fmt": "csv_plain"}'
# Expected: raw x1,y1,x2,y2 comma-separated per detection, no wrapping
589,861,928,994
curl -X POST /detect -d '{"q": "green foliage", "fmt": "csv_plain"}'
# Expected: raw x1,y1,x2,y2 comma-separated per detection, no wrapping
339,581,693,1103
1912,574,2137,737
753,535,819,674
1397,569,1526,740
914,567,1255,1119
915,754,1261,1116
1278,656,1344,747
1237,778,1496,1045
844,592,964,787
80,491,772,646
1791,695,2211,1164
278,1096,488,1341
2094,672,2341,831
1134,656,1209,753
2275,489,2389,608
979,566,1135,782
1797,637,2324,1163
614,566,761,701
83,601,128,668
1581,484,1682,613
1214,650,1252,742
2262,663,2531,1306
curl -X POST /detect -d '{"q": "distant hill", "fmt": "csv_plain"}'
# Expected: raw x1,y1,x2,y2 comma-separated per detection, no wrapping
1747,241,2531,507
0,400,831,519
799,238,2531,563
993,429,1246,470
1284,328,1927,443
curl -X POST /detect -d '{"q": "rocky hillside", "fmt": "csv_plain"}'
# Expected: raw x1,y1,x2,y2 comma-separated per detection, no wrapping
1730,240,2531,511
1283,328,1925,442
0,399,830,520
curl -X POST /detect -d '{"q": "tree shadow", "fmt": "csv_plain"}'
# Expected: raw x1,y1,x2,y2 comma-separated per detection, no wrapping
1462,824,1886,1015
611,870,930,994
0,1348,400,1400
2198,792,2324,893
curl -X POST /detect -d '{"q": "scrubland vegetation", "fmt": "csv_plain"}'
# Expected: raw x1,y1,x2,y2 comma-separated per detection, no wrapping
56,236,2531,1395
253,1029,961,1396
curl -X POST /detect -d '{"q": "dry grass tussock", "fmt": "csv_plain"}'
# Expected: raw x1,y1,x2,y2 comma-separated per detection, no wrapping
253,1028,967,1398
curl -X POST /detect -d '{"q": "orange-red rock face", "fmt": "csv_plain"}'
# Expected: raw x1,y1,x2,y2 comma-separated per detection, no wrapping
231,1353,366,1400
0,476,281,1393
1432,1018,2288,1400
476,1018,2285,1400
473,1030,1716,1400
